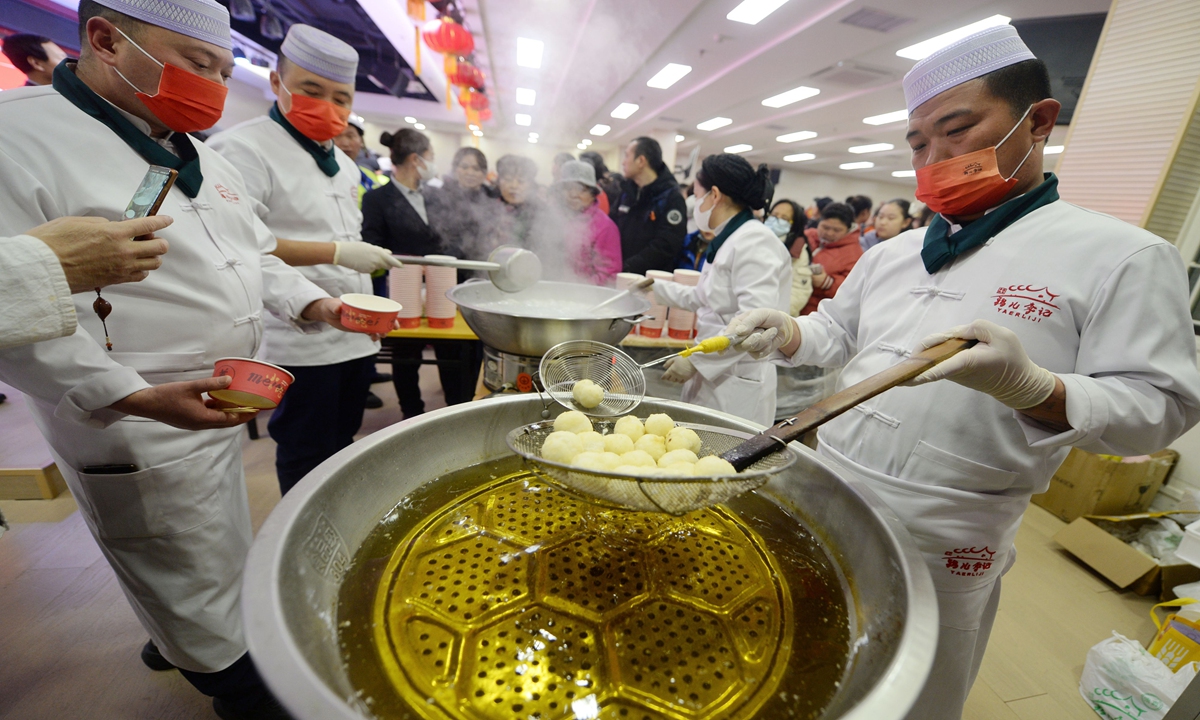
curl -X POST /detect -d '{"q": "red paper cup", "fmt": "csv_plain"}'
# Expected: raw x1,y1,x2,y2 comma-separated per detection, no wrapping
339,293,402,334
210,358,294,409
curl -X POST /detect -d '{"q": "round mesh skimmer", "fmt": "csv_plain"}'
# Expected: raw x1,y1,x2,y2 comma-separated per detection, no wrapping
539,340,646,417
506,420,799,515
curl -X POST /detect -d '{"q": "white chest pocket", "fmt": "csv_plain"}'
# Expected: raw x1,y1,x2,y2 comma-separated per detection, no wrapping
899,440,1018,494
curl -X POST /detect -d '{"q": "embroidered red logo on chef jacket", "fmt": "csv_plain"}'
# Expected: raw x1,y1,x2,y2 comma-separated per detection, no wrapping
944,546,995,577
214,184,240,204
992,285,1059,323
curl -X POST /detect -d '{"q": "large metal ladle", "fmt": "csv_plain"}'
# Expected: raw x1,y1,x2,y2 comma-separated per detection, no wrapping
392,245,541,293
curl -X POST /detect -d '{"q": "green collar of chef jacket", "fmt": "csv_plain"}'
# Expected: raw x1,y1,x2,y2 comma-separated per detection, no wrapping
269,103,340,178
921,173,1060,274
52,61,204,198
706,208,754,262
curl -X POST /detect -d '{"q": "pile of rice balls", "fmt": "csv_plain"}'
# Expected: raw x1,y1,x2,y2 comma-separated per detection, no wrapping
540,410,739,477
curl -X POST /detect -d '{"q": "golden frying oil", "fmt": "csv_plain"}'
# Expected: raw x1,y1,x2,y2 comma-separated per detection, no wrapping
337,457,849,719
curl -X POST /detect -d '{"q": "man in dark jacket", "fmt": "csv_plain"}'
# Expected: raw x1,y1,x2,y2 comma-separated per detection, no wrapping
612,137,687,274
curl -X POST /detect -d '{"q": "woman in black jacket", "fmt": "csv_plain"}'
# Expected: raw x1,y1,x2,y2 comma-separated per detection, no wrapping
362,128,478,416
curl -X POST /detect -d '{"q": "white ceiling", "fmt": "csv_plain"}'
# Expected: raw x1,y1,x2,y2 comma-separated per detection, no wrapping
376,0,1110,182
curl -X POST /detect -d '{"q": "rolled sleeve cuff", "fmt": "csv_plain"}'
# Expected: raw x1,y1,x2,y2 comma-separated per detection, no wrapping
27,237,77,337
1016,373,1107,449
56,365,152,428
276,286,333,335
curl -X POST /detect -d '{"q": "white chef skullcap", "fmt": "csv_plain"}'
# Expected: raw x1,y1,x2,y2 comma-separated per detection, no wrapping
93,0,231,50
280,24,358,84
903,25,1036,113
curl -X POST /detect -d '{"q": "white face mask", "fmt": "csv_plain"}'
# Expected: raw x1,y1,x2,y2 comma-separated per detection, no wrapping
764,215,790,238
417,155,438,182
693,190,715,233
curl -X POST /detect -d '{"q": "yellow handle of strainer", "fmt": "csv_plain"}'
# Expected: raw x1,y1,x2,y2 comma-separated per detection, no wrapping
680,335,731,358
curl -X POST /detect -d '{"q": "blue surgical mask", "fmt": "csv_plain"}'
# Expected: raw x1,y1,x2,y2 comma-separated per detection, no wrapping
764,215,791,238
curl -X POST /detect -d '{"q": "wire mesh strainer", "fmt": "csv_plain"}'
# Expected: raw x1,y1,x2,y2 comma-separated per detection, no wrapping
506,420,798,514
539,340,646,417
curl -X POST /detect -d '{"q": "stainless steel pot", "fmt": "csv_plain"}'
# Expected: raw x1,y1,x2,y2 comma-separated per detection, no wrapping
242,396,937,720
446,280,651,356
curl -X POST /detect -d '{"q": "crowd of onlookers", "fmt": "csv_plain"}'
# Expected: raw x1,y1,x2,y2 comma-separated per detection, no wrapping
334,122,925,323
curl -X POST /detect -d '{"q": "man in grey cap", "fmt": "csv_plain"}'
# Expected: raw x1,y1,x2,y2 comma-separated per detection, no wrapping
209,25,399,496
0,0,357,717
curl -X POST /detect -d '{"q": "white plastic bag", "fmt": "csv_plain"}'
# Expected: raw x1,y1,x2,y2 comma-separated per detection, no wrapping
1080,632,1198,719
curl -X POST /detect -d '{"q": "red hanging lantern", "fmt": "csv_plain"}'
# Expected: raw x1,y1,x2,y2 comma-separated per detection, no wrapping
478,107,492,123
457,87,489,111
446,60,483,89
421,17,473,56
421,18,449,54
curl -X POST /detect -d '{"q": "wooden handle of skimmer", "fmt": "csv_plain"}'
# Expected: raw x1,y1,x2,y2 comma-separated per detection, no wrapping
721,337,978,471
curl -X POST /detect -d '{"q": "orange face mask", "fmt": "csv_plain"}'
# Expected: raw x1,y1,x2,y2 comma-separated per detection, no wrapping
280,83,350,142
114,29,227,134
915,105,1035,217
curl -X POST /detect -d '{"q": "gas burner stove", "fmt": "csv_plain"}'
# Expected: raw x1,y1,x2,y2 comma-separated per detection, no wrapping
482,345,542,393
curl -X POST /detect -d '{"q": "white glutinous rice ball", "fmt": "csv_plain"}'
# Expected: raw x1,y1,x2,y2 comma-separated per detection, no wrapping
657,449,699,468
573,451,622,472
602,433,635,455
644,413,675,437
614,464,651,477
666,427,702,454
619,450,658,468
613,415,645,442
660,462,697,476
578,431,606,453
695,455,737,476
542,431,583,464
554,410,593,435
572,379,605,409
634,434,667,461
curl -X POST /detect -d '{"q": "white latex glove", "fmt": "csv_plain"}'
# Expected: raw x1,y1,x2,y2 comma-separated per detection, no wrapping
907,319,1056,409
724,308,797,360
332,241,403,273
662,356,698,384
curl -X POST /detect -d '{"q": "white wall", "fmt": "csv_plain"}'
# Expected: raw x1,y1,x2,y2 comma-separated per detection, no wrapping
773,168,916,211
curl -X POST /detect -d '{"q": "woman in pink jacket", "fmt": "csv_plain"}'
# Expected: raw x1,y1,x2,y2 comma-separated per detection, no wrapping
557,160,622,285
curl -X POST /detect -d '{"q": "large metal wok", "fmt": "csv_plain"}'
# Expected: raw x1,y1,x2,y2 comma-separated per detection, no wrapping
446,280,651,356
242,396,938,720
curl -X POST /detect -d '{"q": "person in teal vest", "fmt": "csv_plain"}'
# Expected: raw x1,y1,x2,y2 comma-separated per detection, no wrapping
333,112,389,207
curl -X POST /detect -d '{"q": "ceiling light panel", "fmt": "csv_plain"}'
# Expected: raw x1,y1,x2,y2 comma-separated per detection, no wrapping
840,161,874,170
697,117,733,131
646,63,692,89
727,0,790,25
776,130,817,143
515,88,536,106
515,114,532,127
761,85,820,108
892,170,916,177
590,124,611,136
610,103,640,119
1044,145,1065,155
725,144,752,153
516,37,544,68
848,143,894,154
863,109,908,125
784,153,815,162
896,15,1011,60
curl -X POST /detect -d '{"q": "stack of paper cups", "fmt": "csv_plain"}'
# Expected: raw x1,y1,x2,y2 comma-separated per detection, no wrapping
667,269,702,340
388,265,424,328
640,270,675,337
424,255,459,328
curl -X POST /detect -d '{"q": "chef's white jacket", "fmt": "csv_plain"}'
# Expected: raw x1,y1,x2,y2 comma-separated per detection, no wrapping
0,234,76,349
207,117,377,367
655,219,792,426
0,84,329,672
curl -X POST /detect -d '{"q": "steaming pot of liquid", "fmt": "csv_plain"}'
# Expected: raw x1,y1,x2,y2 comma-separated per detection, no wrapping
241,395,938,720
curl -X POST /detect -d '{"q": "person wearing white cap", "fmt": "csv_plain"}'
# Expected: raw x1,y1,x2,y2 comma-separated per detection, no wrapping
724,24,1200,719
209,24,400,497
0,0,356,717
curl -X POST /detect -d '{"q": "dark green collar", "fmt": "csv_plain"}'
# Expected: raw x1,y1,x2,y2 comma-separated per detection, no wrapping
706,209,754,262
52,61,203,198
269,103,340,177
921,173,1060,274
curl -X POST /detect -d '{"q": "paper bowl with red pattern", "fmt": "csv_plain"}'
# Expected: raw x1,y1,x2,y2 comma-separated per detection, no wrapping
339,293,402,334
210,358,295,409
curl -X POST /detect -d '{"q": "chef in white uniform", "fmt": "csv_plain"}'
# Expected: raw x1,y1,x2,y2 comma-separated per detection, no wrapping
208,24,397,494
727,26,1200,720
0,0,351,717
653,153,791,427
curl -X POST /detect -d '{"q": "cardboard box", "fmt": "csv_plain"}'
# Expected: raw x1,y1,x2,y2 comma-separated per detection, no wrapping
1032,448,1178,523
1054,513,1200,600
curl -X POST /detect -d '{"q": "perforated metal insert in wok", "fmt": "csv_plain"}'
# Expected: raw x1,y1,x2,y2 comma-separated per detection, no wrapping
506,421,799,515
372,472,793,720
